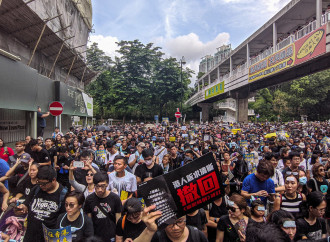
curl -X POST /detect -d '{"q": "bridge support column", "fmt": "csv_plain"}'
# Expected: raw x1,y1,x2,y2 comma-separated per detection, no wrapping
246,43,250,67
198,103,212,122
236,98,248,123
273,22,277,51
230,56,232,76
316,0,322,28
208,75,211,85
217,67,220,80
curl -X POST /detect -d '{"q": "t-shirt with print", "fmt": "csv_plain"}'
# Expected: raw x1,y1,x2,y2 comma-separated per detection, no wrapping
23,184,66,242
217,215,252,242
16,178,37,197
134,163,163,182
307,178,329,193
108,170,137,200
116,216,146,240
84,192,122,242
296,217,326,240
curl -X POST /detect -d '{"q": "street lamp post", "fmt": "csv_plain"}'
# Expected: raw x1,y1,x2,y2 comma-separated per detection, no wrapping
180,56,186,117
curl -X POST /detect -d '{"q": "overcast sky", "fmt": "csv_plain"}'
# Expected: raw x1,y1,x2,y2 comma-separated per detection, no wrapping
90,0,291,82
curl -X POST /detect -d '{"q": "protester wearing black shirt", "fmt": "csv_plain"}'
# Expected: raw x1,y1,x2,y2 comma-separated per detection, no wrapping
30,139,51,166
18,165,67,242
56,191,94,241
116,197,146,241
84,172,122,242
186,209,208,233
55,147,73,190
134,149,163,184
44,138,57,166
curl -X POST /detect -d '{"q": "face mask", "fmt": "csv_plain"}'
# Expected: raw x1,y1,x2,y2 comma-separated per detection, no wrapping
144,159,153,166
116,143,121,148
194,148,199,151
181,147,184,151
299,177,307,185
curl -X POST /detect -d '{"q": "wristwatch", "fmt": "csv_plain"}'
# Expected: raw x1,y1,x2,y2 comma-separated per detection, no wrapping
214,218,217,222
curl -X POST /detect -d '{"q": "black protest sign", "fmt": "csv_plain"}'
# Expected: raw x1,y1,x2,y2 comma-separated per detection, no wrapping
164,152,224,217
137,152,224,227
137,175,178,229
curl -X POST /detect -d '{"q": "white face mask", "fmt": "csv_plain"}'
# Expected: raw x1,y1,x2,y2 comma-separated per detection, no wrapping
145,159,153,166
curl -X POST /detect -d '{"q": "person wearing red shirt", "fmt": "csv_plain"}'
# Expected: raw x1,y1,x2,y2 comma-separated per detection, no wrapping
0,138,14,163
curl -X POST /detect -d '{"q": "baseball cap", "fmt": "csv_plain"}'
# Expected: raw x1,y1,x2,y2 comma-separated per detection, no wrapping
138,142,146,148
20,153,31,163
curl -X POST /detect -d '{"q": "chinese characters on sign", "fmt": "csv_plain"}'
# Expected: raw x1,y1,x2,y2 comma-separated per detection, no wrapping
137,152,224,223
43,224,72,242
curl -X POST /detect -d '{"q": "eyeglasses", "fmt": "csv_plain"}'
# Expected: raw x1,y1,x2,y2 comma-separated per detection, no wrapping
319,169,325,172
37,180,51,186
86,173,94,177
227,206,239,212
286,171,299,176
95,184,107,189
168,220,186,229
65,203,76,209
313,207,326,213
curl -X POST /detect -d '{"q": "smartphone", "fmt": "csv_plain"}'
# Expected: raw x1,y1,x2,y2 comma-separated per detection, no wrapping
73,161,84,168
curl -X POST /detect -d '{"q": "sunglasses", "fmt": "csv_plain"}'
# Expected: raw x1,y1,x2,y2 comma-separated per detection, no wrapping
227,206,239,212
86,173,94,177
286,171,299,176
65,203,76,209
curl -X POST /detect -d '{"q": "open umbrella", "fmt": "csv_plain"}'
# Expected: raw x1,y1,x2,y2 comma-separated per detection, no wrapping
97,125,110,131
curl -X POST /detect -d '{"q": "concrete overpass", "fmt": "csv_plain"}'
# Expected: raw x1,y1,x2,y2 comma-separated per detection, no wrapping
186,0,330,122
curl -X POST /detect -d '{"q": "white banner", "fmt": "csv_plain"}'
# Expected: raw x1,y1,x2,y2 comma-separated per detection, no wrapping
82,93,93,117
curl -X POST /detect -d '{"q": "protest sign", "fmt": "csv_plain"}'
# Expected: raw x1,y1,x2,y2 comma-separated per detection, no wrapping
137,153,224,228
240,140,248,149
181,126,187,131
43,224,72,242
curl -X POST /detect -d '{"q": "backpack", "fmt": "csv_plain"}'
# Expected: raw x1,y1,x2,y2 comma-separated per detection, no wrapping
32,185,68,210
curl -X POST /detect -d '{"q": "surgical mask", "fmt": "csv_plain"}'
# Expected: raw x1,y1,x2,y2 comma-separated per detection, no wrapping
299,177,307,185
145,159,153,166
194,148,199,151
116,143,121,148
181,147,184,151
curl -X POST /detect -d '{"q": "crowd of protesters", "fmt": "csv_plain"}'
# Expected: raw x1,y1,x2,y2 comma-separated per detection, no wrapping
0,120,329,242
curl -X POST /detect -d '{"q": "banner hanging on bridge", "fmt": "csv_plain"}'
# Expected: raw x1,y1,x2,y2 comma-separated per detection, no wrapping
205,81,225,99
248,24,327,83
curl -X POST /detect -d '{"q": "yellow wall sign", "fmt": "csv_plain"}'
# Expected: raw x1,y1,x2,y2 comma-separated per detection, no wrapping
248,44,295,83
205,81,225,99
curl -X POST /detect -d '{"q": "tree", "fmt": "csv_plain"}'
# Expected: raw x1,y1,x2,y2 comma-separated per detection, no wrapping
86,39,194,122
86,43,112,72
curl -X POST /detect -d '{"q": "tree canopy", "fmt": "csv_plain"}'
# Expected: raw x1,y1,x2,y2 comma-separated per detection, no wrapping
86,41,194,122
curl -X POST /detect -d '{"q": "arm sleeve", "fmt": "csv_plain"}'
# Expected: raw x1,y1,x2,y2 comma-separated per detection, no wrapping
83,197,92,214
268,179,275,193
69,179,86,193
114,195,123,213
115,217,124,236
321,218,327,234
134,165,141,178
241,177,250,192
8,148,14,157
84,215,94,237
217,215,227,231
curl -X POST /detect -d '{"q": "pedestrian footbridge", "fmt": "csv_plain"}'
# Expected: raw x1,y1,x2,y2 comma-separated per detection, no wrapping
186,0,330,122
